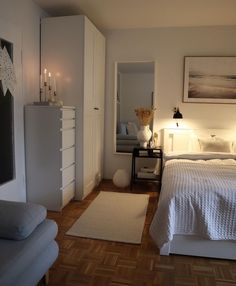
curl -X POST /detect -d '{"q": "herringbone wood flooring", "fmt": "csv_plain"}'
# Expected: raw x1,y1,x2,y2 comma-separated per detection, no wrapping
43,180,236,286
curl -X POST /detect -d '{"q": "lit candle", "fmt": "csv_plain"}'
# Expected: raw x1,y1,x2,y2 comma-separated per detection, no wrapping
48,72,51,88
44,68,47,84
53,77,57,93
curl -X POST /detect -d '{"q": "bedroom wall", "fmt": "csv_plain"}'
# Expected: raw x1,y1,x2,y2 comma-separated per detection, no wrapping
0,0,46,201
104,25,236,179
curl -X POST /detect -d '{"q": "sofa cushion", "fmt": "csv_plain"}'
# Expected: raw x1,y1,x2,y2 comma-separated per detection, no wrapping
0,200,46,240
0,219,58,286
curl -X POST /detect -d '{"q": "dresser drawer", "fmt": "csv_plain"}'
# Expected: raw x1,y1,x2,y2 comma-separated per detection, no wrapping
61,119,75,129
62,164,75,188
62,181,75,207
62,147,75,169
61,108,75,119
62,128,75,149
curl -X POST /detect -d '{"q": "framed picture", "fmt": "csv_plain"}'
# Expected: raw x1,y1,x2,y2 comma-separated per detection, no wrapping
183,57,236,103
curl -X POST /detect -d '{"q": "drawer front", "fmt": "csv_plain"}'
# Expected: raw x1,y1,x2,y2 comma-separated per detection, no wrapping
62,128,75,149
62,109,75,119
62,147,75,169
62,164,75,188
62,181,75,207
62,119,75,130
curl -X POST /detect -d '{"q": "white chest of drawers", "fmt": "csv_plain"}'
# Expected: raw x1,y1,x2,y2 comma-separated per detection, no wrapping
24,105,76,211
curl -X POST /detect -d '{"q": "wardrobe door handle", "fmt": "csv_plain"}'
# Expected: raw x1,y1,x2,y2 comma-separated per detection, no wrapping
94,107,99,110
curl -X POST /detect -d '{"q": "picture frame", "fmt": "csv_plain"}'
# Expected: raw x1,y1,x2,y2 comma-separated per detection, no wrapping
183,56,236,103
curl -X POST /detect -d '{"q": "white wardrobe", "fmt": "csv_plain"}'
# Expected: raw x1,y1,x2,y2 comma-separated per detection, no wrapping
41,15,105,200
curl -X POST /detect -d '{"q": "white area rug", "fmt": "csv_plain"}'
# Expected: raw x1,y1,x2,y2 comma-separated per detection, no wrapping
66,191,149,244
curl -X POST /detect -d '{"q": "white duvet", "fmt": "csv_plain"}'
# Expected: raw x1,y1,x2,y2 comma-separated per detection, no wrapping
150,159,236,248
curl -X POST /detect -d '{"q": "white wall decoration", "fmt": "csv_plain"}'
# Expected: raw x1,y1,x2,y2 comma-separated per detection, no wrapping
0,46,17,96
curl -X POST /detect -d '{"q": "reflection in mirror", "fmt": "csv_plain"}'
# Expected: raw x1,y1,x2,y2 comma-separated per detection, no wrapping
115,61,155,153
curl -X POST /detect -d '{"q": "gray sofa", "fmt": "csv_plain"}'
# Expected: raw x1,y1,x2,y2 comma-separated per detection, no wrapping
116,134,139,152
116,121,139,152
0,200,59,286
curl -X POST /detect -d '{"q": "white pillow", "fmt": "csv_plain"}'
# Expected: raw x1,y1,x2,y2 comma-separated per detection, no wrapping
118,123,127,135
198,137,232,153
127,122,138,135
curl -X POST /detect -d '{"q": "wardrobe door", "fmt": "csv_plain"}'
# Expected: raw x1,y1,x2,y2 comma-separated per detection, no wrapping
84,18,94,114
82,19,95,199
93,29,105,183
83,114,95,198
93,29,105,114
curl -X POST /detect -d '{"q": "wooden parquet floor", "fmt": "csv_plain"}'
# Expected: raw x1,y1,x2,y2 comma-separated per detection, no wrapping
44,180,236,286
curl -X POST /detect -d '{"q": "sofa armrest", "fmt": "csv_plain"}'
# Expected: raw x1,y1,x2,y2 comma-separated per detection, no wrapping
0,200,46,240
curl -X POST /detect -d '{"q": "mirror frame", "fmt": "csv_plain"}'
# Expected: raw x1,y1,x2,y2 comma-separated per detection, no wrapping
113,60,157,155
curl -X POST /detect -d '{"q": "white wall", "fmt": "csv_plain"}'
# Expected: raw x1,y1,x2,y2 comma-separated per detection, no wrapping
104,25,236,179
0,0,46,201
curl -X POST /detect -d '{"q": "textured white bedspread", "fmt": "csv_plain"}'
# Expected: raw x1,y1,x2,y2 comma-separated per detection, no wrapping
150,159,236,248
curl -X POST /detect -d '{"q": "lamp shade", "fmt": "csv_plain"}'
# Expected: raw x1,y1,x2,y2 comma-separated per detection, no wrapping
173,107,183,119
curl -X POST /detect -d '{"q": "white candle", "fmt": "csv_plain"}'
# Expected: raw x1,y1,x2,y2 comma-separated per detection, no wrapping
48,72,51,87
44,68,47,84
53,77,57,93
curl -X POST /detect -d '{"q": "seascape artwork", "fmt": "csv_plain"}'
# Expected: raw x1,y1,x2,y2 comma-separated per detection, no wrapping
183,57,236,103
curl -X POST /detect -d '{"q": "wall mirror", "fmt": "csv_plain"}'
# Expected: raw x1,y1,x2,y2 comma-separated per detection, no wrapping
114,61,155,154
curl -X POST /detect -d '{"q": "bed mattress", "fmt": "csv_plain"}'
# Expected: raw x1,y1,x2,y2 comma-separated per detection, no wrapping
150,158,236,248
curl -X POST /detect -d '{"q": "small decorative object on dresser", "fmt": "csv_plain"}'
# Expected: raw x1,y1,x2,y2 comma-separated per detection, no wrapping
38,68,62,106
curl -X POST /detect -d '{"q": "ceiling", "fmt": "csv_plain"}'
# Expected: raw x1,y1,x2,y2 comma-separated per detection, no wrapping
34,0,236,30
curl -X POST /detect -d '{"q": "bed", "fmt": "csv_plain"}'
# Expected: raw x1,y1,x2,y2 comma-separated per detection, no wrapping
150,128,236,260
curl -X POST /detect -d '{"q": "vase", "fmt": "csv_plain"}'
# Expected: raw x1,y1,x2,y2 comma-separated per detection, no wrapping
137,125,152,148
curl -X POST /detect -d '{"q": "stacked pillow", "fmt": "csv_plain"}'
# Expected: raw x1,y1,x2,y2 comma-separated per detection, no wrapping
198,136,232,153
117,122,138,136
126,122,138,135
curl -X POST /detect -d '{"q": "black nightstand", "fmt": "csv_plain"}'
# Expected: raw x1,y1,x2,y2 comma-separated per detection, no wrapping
130,147,163,190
